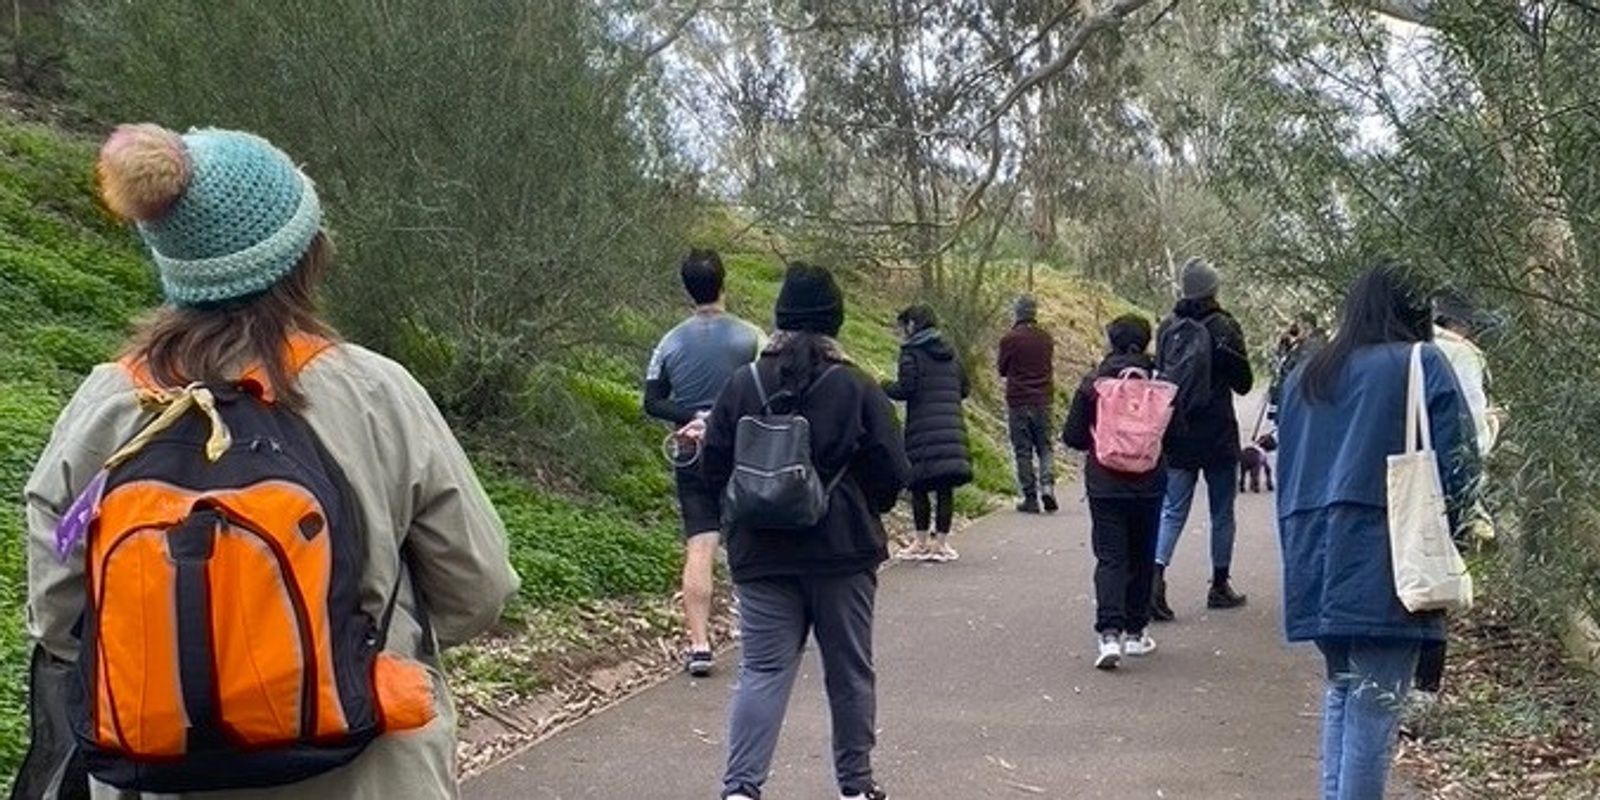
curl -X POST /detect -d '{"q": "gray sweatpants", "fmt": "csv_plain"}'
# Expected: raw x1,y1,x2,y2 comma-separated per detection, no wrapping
722,571,878,798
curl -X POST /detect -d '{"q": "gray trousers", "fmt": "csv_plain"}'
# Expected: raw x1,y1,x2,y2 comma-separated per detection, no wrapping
722,571,878,798
1007,405,1056,495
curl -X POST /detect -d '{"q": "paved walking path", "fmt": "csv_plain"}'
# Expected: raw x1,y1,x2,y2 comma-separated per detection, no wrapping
466,396,1422,799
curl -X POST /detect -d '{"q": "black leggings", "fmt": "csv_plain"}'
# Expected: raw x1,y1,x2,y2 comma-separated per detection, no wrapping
911,487,955,534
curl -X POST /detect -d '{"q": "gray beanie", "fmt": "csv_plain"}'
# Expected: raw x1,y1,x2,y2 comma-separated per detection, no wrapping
1013,294,1038,323
1180,258,1220,300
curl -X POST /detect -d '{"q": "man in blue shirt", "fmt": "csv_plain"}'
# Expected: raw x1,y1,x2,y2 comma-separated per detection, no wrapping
644,249,764,676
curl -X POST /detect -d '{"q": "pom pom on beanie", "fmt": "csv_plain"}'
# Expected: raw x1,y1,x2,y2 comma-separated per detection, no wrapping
97,124,192,222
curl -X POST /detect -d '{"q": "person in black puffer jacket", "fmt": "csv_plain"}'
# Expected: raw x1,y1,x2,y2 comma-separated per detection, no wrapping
700,262,909,800
883,304,973,563
1063,314,1170,670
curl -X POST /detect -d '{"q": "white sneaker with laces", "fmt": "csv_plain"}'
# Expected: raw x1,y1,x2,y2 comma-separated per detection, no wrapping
1094,633,1122,670
1122,631,1157,656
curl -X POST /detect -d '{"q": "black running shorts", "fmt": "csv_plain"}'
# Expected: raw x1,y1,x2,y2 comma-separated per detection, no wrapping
674,467,722,539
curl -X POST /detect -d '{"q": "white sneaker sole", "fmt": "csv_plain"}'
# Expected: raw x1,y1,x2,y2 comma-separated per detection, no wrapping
1094,651,1121,670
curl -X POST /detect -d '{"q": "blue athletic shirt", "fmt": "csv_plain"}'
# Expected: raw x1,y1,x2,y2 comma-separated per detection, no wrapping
645,312,765,419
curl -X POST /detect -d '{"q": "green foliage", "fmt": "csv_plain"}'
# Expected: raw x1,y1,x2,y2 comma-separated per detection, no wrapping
0,380,63,777
484,477,680,608
66,0,697,427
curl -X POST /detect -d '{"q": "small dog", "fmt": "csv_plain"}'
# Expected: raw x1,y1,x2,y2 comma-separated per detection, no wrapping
1239,432,1277,493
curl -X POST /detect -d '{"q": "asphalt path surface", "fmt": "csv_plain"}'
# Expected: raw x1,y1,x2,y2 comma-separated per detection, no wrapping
465,393,1423,799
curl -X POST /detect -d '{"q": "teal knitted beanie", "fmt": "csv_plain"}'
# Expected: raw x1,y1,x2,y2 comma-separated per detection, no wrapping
98,125,321,307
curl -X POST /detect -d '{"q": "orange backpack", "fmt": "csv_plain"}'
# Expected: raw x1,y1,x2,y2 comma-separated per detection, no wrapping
67,335,435,792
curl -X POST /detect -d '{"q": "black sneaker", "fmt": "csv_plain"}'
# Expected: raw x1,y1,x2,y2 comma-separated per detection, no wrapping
1207,581,1248,609
1040,493,1059,513
685,649,714,677
1015,493,1041,514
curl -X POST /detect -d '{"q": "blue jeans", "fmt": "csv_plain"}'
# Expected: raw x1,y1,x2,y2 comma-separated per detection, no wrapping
1154,462,1237,570
722,573,878,799
1316,638,1420,800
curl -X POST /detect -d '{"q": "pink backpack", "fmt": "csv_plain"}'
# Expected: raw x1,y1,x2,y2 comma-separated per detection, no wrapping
1092,368,1179,473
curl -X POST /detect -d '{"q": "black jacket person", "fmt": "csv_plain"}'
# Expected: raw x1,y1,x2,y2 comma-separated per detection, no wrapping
883,304,972,560
700,262,908,800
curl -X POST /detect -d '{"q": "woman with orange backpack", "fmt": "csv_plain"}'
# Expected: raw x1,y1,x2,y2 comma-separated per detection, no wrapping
22,124,519,799
1061,314,1172,670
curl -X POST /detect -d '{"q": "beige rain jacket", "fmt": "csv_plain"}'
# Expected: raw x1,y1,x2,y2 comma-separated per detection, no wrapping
25,343,520,800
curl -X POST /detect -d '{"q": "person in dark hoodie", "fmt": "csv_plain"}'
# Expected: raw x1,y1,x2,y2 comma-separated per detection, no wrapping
1151,258,1254,620
700,262,909,800
883,304,973,563
1062,314,1168,671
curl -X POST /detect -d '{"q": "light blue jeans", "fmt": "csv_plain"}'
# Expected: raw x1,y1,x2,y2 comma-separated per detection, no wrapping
1154,462,1237,569
1316,638,1421,800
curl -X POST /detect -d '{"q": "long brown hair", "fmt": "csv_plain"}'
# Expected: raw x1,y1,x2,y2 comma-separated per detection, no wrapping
124,231,340,410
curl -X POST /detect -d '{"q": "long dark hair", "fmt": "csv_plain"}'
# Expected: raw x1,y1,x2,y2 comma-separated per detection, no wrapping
773,332,838,399
1300,262,1432,404
124,232,340,410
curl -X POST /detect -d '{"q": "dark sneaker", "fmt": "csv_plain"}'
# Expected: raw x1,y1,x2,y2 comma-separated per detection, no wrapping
1150,576,1176,622
1015,493,1041,514
686,649,714,677
840,782,887,800
1040,493,1059,513
1207,581,1248,609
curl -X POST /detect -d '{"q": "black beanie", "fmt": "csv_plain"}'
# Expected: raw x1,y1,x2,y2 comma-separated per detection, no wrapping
1106,313,1152,354
774,262,845,337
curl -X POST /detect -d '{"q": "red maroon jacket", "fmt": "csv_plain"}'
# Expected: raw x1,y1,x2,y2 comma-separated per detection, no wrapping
998,322,1054,408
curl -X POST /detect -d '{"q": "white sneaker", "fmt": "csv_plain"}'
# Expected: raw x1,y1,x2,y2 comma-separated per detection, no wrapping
928,541,959,562
1094,633,1122,670
1122,631,1157,656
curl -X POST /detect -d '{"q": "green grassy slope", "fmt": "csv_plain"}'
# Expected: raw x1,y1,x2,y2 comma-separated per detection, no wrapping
0,115,157,777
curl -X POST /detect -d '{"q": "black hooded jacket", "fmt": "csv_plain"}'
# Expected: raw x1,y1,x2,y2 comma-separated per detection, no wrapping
1062,351,1168,498
702,353,911,582
1156,297,1254,469
883,328,973,491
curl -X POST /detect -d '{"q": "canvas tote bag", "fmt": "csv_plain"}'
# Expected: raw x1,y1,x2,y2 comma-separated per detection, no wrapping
1388,343,1474,613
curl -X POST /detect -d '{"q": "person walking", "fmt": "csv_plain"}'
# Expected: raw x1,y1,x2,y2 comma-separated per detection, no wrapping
1412,288,1503,705
1276,264,1477,800
1062,314,1168,670
883,304,973,563
998,294,1058,514
699,262,910,800
1150,258,1254,620
24,123,519,800
643,248,764,677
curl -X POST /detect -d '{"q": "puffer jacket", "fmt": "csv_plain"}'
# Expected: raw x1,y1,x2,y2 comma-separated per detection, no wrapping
701,352,911,583
883,328,973,491
1061,352,1167,498
25,342,520,800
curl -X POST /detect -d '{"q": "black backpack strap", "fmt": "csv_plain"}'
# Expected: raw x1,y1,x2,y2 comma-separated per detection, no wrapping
749,363,771,413
805,364,850,494
378,552,437,658
803,363,844,399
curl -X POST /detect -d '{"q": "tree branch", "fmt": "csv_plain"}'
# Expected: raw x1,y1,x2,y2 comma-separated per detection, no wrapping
941,0,1158,254
1349,0,1435,26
